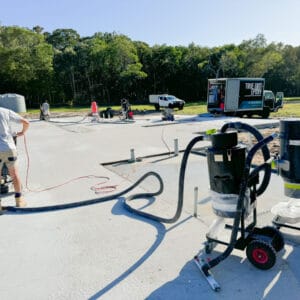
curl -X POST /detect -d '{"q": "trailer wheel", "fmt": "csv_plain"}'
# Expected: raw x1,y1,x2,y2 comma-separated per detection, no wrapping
246,240,276,270
261,108,270,119
260,226,285,252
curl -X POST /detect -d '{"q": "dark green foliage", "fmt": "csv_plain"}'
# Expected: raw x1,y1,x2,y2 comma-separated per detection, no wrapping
0,26,299,107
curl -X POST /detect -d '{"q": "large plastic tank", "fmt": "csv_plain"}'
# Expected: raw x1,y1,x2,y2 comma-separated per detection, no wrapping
0,94,27,113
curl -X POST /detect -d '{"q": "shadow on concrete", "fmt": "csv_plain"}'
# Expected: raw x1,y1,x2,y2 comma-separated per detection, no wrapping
146,245,298,300
88,197,193,300
88,198,165,300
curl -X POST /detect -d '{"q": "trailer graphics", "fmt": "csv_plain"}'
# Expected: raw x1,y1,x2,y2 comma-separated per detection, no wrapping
207,78,283,118
238,80,264,109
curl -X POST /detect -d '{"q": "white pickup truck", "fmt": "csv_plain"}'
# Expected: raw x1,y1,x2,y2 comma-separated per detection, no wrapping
149,94,185,111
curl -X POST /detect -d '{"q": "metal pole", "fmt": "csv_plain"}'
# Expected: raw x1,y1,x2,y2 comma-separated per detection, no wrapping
174,138,179,156
194,186,198,217
130,149,136,162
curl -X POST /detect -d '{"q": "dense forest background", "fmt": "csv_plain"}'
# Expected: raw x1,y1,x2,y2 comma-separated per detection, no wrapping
0,25,300,107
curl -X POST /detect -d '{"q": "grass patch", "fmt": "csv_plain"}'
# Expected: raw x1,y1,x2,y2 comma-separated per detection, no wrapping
284,97,300,101
26,101,300,118
272,102,300,117
176,102,207,115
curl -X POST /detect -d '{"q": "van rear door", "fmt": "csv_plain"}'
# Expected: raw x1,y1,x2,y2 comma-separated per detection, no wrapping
207,79,226,112
224,79,240,112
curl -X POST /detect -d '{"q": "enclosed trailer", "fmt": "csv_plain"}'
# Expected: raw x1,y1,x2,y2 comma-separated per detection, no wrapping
207,78,274,118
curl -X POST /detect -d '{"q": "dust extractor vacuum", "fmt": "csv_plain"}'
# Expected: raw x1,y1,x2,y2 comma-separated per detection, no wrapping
194,122,284,291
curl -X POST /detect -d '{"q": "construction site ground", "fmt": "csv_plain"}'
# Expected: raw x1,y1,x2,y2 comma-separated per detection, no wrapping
1,112,299,300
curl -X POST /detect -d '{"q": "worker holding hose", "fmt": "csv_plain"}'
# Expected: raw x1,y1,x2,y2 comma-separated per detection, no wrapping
0,107,29,207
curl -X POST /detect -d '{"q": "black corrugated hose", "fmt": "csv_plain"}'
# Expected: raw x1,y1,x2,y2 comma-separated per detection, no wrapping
5,135,204,225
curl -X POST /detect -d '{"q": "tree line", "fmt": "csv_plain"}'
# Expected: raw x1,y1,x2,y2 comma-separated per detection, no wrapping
0,25,300,108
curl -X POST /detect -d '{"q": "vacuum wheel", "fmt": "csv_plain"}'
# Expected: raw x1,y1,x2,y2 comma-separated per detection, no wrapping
260,226,285,252
246,240,276,270
204,241,216,254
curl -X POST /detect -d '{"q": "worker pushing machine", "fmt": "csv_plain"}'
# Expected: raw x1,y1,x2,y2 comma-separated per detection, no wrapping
120,98,133,120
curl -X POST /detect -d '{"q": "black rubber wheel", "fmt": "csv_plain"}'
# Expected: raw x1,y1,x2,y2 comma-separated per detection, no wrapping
246,240,276,270
261,108,270,119
260,226,285,252
205,241,215,254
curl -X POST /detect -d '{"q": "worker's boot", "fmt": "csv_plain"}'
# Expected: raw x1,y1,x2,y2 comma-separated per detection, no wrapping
15,197,27,208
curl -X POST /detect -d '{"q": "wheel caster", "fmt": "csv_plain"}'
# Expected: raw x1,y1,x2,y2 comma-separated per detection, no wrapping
205,241,216,254
260,226,285,252
246,240,276,270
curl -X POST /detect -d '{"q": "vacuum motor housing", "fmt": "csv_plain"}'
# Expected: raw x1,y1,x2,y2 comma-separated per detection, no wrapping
279,119,300,198
207,132,248,218
207,131,246,194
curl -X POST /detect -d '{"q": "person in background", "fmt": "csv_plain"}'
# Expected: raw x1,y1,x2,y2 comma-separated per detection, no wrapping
120,98,133,119
0,107,29,207
40,100,50,120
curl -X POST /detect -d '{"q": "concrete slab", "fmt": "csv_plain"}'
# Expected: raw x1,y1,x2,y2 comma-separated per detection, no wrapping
1,113,299,299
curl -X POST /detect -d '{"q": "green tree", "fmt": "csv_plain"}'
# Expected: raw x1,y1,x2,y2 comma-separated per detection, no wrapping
0,26,53,106
90,33,146,104
239,34,283,77
46,29,81,103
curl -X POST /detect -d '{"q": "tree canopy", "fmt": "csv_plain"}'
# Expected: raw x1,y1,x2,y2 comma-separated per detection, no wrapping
0,25,299,107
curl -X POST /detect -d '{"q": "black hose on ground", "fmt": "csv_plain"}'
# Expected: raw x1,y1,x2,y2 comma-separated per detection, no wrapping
5,136,204,224
124,135,204,223
220,122,272,196
48,115,88,124
5,172,163,213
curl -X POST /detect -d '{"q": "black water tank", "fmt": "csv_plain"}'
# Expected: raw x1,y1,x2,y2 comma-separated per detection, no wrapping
207,132,246,194
280,119,300,198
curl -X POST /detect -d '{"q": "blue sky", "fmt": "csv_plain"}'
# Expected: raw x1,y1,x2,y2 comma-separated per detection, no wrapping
1,0,300,47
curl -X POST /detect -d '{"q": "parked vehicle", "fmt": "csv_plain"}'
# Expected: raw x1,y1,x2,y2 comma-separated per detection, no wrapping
263,90,284,114
149,94,185,111
207,78,284,118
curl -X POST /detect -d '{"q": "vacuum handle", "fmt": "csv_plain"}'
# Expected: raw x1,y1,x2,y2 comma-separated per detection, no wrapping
246,133,278,167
